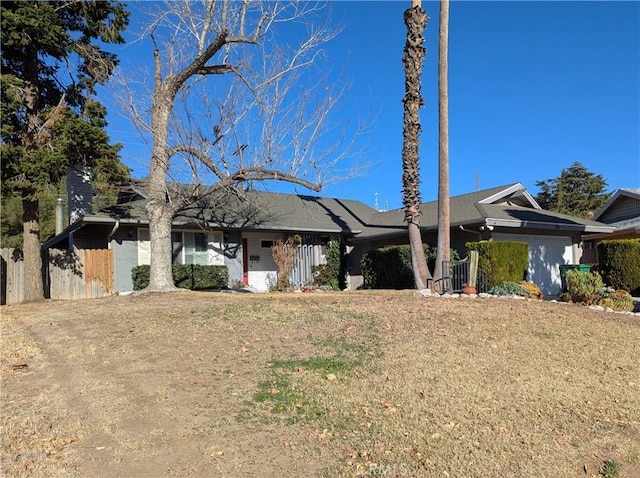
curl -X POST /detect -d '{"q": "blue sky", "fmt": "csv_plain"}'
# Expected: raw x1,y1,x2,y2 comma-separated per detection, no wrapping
104,1,640,211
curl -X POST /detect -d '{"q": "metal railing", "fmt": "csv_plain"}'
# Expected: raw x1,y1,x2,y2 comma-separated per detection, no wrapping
441,258,489,293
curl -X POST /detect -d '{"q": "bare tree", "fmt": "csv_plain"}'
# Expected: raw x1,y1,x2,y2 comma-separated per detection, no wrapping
401,0,431,290
433,0,450,292
118,1,360,291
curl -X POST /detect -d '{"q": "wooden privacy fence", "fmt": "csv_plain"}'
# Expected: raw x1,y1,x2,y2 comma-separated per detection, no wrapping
1,248,113,305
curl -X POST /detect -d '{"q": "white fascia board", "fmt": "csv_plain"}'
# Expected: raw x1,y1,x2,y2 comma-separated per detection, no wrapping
485,217,615,233
478,183,539,208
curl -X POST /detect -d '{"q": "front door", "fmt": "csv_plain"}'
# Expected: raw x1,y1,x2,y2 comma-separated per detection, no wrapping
242,238,249,286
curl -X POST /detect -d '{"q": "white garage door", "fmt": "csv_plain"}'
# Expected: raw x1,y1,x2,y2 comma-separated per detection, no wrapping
492,233,575,296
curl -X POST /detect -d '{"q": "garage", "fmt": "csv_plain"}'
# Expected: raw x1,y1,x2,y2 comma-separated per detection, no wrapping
491,233,575,296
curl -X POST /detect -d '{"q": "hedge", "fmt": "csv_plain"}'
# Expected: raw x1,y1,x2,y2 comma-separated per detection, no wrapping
597,239,640,295
465,241,529,288
131,264,228,291
360,244,459,289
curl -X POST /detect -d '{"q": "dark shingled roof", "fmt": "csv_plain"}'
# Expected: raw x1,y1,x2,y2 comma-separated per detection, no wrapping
97,189,378,235
61,182,612,245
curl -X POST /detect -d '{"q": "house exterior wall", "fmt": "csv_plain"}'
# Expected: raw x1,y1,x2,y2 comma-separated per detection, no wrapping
599,196,640,223
243,231,283,292
110,228,138,293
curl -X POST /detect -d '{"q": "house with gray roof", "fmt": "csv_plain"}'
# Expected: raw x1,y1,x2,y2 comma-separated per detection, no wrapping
581,188,640,263
43,181,614,296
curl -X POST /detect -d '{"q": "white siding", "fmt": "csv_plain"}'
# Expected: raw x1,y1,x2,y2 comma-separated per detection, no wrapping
208,232,224,266
138,229,150,265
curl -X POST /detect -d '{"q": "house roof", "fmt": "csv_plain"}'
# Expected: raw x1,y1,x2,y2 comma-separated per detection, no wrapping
352,183,613,241
43,181,615,249
592,188,640,233
89,189,379,235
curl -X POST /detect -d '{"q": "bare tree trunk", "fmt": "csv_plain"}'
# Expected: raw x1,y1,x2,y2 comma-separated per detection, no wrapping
145,85,180,292
433,0,450,292
402,3,431,290
22,195,44,302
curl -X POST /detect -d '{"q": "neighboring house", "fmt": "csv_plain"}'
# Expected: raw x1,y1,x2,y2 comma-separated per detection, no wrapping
581,188,640,263
43,182,614,296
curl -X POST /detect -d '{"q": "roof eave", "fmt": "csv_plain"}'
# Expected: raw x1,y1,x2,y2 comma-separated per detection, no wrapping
486,218,615,233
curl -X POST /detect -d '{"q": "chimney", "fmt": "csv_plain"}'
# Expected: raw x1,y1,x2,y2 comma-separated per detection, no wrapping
55,198,65,234
67,165,93,224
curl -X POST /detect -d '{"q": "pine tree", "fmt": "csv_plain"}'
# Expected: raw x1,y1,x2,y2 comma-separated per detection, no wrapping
535,162,611,219
1,1,129,301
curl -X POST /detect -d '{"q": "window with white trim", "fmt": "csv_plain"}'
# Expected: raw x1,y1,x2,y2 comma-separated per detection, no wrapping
138,229,223,266
172,231,208,265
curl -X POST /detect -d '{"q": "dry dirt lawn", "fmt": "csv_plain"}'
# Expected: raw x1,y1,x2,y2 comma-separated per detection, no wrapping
1,291,639,478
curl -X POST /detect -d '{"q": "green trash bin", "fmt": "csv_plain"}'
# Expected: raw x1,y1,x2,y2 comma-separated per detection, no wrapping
559,264,591,291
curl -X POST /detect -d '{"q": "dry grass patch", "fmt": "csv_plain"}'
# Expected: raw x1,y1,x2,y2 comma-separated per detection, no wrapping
1,292,639,477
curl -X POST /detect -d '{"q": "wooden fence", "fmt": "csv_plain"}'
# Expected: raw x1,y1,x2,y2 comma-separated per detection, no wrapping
1,248,113,305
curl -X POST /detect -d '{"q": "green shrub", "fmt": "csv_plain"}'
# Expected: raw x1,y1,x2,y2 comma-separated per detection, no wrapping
466,241,529,288
325,237,345,290
597,239,640,295
361,245,414,289
488,281,532,298
311,264,338,290
564,269,605,305
131,264,228,291
360,244,460,289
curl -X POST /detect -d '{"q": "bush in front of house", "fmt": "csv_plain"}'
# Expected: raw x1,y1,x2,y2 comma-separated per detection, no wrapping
311,264,339,290
360,245,460,289
596,239,640,295
361,245,414,289
488,281,532,298
562,268,605,305
466,241,529,289
131,265,228,291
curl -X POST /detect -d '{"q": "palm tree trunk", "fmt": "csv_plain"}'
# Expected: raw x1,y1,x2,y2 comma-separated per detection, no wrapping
433,0,451,292
402,2,432,290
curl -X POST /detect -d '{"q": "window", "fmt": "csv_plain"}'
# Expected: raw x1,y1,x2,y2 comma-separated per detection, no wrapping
172,231,208,265
261,240,274,248
139,230,223,266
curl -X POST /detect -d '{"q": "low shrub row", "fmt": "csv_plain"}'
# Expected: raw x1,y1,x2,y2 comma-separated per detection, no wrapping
131,264,228,291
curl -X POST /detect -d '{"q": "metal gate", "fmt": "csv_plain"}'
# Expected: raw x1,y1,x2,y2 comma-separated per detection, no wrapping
442,258,489,293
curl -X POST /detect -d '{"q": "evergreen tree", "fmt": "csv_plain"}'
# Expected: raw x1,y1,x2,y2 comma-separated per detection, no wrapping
535,162,611,219
1,1,129,301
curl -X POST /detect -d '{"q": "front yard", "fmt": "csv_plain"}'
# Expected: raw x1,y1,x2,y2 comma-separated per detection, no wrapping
2,291,639,477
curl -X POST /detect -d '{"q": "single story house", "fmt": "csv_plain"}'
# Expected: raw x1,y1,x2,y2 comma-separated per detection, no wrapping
43,181,614,296
581,188,640,263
